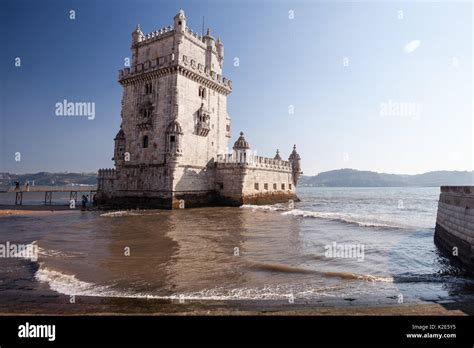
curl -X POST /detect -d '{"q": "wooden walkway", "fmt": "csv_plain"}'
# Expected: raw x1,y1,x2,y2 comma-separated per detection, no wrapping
12,189,97,205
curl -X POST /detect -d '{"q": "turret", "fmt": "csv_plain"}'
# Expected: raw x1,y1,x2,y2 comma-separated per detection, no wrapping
113,126,126,166
204,28,216,70
131,24,145,45
288,145,302,185
174,8,186,33
216,37,224,68
274,149,282,161
165,120,183,157
216,37,224,57
233,132,251,164
204,28,215,49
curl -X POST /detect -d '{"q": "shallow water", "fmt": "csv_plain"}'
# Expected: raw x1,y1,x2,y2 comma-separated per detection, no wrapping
0,187,473,309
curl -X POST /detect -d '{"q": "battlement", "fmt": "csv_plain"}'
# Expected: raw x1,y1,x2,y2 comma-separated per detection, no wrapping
98,168,116,179
118,53,232,91
440,186,474,195
216,154,292,171
185,27,205,45
136,24,204,44
139,25,175,44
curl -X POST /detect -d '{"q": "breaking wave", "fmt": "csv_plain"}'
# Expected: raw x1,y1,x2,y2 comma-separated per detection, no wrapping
241,205,404,229
33,265,392,301
248,262,393,283
35,266,124,297
100,210,161,217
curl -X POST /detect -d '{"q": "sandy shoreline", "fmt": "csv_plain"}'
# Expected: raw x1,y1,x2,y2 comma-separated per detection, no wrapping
0,285,471,316
0,205,87,216
0,300,468,316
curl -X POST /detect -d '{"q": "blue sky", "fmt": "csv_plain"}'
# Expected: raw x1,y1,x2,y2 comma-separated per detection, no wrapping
0,0,472,175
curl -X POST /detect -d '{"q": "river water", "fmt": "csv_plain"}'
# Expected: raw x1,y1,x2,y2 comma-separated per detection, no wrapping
1,187,473,311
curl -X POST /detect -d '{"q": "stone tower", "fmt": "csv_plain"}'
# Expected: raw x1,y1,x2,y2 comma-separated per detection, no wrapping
98,9,232,208
97,9,301,209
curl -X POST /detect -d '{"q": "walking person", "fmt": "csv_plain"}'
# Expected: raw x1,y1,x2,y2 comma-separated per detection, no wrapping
81,195,88,210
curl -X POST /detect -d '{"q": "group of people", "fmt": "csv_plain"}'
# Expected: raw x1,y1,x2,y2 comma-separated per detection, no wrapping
81,194,97,210
14,181,30,191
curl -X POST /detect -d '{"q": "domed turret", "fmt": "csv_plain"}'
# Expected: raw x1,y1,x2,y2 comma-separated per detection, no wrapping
167,119,183,134
216,37,224,55
114,127,125,140
174,8,186,33
166,120,183,156
274,149,282,161
288,145,302,185
204,28,215,49
113,125,126,165
233,131,250,150
233,132,251,164
132,24,145,44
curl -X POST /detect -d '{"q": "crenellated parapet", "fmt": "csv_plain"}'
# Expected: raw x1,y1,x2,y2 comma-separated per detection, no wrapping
98,168,117,179
118,54,232,94
440,186,474,195
97,168,117,193
252,156,292,170
133,25,175,46
185,27,205,44
216,154,292,172
133,25,213,49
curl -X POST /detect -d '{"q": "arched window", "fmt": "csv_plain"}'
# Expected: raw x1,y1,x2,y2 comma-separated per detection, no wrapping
142,135,149,148
198,86,207,99
145,83,152,95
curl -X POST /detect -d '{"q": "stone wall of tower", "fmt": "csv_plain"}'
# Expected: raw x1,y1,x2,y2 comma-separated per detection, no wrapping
120,73,177,167
435,186,474,272
215,158,298,206
174,74,226,168
170,31,230,192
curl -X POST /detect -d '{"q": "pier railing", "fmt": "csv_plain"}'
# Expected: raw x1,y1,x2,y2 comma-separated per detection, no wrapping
9,188,97,206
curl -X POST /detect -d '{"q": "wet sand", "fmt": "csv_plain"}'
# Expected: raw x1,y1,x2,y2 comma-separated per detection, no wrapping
0,271,471,316
0,205,88,216
0,292,469,316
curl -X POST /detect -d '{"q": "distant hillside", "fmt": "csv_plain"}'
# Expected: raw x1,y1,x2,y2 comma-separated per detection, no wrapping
0,172,96,189
1,169,472,190
299,169,474,187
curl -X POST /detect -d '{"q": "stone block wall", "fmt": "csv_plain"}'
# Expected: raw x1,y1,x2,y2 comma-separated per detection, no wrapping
435,186,474,272
215,161,298,206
